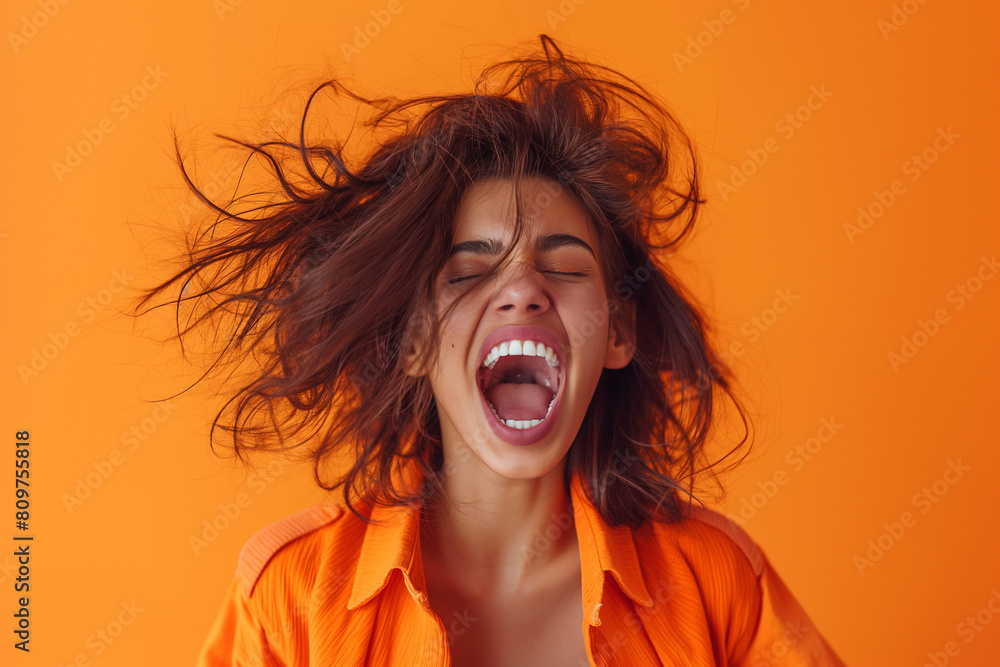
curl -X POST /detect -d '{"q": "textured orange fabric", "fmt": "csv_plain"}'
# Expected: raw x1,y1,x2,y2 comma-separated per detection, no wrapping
197,459,846,666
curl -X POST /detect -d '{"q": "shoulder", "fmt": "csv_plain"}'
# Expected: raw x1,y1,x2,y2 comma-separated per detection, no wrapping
235,503,358,598
638,501,765,589
637,502,767,659
666,506,849,666
677,503,765,577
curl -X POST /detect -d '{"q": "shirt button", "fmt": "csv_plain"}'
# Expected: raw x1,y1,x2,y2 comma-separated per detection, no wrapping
591,602,603,624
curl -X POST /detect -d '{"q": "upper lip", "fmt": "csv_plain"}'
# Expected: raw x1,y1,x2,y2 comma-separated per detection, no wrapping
477,325,564,369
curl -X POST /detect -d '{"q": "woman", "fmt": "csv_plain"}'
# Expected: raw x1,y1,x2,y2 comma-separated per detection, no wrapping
140,35,846,666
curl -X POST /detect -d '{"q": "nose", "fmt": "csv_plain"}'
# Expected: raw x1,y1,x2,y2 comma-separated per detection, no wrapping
492,263,550,315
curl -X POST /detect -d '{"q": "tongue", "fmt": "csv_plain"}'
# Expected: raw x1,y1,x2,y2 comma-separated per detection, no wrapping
485,382,553,421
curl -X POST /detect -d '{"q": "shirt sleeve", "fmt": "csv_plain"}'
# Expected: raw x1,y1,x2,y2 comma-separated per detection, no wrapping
196,577,285,667
734,551,847,667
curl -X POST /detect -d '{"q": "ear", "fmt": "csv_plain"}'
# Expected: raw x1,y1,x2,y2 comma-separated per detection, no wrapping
603,300,636,370
402,317,430,377
402,347,424,377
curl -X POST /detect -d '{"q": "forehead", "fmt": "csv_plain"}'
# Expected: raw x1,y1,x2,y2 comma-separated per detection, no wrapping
451,176,597,249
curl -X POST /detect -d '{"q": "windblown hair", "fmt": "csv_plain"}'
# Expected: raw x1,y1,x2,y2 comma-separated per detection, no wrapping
135,35,752,528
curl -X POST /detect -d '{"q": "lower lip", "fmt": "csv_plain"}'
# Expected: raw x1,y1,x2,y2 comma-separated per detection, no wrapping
477,381,563,446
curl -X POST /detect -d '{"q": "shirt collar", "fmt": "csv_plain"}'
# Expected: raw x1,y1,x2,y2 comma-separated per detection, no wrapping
346,457,428,611
570,470,654,624
346,456,654,622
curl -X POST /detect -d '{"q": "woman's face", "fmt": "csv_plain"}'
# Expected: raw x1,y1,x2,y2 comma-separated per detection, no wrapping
419,176,633,480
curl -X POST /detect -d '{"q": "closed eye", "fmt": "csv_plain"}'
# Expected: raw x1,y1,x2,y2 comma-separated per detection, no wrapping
448,269,589,284
447,274,483,284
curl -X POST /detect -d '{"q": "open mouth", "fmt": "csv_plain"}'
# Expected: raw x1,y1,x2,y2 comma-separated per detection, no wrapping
477,339,562,430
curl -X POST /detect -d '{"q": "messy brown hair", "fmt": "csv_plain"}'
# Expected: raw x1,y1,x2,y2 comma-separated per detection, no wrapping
134,35,751,528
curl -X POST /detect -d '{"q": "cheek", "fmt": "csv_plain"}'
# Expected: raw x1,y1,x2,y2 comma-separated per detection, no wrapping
430,297,480,374
435,300,471,346
563,290,612,351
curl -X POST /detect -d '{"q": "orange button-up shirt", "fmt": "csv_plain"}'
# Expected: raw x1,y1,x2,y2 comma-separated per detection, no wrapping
197,459,846,666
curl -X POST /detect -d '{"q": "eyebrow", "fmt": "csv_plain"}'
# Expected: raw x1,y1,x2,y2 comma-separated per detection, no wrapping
449,233,596,258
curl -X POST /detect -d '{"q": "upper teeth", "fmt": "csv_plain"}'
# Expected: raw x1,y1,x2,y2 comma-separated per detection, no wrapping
482,339,560,369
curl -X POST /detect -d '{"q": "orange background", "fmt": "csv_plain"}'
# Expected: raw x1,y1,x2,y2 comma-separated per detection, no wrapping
2,1,998,665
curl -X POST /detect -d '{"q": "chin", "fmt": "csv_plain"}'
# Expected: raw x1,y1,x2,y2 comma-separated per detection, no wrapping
462,407,580,482
477,442,571,481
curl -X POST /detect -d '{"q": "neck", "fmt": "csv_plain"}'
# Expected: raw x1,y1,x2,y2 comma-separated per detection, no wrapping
420,455,580,598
